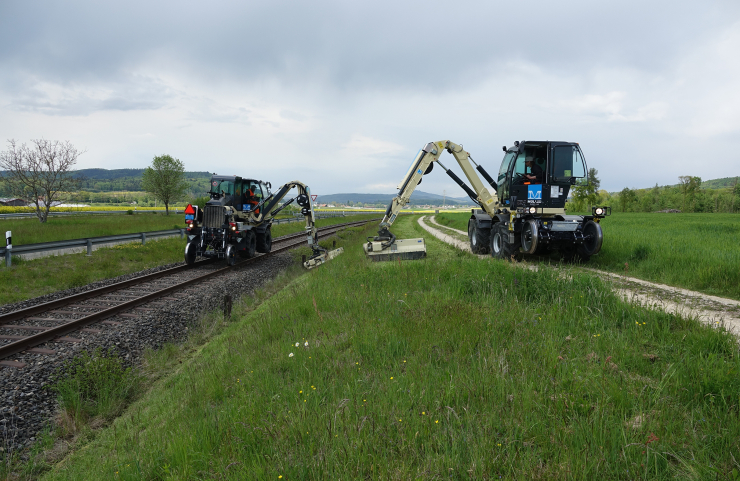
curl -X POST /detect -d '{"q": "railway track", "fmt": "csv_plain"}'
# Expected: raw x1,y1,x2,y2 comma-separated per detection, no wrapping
0,219,374,368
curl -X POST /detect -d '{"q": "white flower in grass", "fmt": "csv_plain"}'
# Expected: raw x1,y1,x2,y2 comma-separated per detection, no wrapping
295,342,300,347
304,341,309,347
289,353,294,357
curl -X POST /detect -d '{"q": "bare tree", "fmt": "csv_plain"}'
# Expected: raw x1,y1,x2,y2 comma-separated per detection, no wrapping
0,139,84,223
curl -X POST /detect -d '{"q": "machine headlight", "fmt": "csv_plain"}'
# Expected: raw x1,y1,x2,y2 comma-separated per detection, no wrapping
529,207,536,214
595,207,604,215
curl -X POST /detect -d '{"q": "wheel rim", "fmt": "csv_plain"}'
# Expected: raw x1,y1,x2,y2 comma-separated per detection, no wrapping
521,220,538,254
492,231,502,254
522,224,532,252
471,229,478,247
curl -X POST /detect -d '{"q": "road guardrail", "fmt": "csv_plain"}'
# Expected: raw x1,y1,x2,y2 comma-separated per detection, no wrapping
1,212,358,267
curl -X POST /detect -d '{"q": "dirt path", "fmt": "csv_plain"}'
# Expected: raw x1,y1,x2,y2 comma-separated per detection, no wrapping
420,216,740,336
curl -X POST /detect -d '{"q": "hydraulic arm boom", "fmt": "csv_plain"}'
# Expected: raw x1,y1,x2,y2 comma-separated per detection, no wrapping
366,140,499,258
253,180,341,268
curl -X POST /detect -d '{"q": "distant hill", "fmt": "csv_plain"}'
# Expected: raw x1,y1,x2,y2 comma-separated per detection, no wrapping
316,191,476,206
65,169,212,194
702,177,739,189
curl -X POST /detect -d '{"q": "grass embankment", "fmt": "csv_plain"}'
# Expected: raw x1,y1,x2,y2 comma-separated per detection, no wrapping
437,212,740,300
0,214,377,306
41,215,740,479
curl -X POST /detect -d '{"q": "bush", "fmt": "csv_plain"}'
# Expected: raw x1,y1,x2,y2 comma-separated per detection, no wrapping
126,209,134,215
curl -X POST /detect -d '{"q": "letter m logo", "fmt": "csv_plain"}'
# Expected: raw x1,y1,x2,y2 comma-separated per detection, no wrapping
528,185,542,200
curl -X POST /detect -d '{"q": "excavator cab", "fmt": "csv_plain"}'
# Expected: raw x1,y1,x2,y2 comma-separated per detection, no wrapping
498,141,586,210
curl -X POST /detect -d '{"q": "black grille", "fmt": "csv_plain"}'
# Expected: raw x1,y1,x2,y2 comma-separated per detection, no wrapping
204,205,224,228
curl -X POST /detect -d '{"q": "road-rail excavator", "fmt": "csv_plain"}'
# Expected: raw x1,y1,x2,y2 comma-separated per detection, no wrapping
364,140,610,262
184,175,342,269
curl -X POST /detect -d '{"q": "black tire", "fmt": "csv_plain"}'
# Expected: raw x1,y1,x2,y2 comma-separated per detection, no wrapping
468,220,491,255
225,244,237,266
490,223,506,259
184,237,199,265
256,227,272,253
490,223,521,261
578,220,603,257
239,231,257,258
520,219,539,255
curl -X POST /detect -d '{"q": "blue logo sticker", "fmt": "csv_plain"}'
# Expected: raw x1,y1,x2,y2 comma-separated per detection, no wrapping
528,185,542,200
417,169,423,175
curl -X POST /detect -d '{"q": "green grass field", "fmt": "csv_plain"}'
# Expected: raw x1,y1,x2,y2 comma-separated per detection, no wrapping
437,212,740,300
34,215,740,480
0,214,377,306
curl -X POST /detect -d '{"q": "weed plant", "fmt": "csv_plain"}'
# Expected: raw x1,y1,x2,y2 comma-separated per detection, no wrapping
52,348,142,431
40,216,740,480
438,212,740,300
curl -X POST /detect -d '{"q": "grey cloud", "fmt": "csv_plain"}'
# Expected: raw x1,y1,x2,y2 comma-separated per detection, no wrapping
2,0,739,93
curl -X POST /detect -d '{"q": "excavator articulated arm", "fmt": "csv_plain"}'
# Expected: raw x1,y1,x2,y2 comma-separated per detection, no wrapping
365,140,500,261
257,180,343,269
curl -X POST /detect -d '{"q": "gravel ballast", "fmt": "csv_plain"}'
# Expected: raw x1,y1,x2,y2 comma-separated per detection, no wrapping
0,251,296,455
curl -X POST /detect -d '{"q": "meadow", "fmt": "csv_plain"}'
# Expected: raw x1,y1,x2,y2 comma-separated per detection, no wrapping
0,214,376,306
35,215,740,480
436,212,740,300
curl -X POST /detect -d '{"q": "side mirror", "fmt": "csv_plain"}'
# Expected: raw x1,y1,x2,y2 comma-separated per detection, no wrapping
570,178,577,185
502,146,506,152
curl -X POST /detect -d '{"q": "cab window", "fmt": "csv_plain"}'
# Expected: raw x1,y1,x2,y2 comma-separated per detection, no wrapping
211,180,235,196
250,183,263,200
551,145,586,182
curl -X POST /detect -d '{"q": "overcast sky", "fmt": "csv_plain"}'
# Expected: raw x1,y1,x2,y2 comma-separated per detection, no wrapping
1,0,739,197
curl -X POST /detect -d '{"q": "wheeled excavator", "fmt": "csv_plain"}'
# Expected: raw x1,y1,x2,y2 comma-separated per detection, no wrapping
183,175,342,269
364,140,610,262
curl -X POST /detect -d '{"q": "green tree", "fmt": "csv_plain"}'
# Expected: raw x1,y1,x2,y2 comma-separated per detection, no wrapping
678,175,701,212
142,154,188,215
572,168,601,210
618,187,637,212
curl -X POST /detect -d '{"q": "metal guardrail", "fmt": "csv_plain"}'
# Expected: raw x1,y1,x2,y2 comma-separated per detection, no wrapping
0,212,353,266
0,210,168,220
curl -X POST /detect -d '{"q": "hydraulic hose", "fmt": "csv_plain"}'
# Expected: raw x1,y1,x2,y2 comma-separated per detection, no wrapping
475,165,498,191
443,169,482,207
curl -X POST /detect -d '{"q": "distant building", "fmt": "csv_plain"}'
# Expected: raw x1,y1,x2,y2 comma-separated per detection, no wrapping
0,198,28,207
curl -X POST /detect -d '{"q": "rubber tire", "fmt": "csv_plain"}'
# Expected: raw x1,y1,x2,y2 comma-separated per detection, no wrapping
520,219,539,255
225,244,237,266
184,238,199,265
256,227,272,253
490,223,521,261
239,231,257,258
578,220,603,257
468,220,491,255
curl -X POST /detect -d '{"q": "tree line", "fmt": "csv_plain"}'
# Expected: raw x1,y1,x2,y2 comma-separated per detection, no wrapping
567,170,740,213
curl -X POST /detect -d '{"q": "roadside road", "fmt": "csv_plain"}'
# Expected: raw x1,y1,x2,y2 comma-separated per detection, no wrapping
420,215,740,336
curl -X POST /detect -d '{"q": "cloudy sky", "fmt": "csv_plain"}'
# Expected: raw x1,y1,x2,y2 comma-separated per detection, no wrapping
1,0,739,197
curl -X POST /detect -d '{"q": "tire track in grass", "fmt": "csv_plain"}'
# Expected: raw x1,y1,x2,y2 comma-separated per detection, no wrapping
419,215,740,336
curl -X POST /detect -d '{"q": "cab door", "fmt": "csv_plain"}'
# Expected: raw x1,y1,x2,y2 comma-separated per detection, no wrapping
497,150,517,204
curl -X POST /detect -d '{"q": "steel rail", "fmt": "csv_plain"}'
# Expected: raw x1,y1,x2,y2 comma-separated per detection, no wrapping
0,219,375,361
0,228,318,326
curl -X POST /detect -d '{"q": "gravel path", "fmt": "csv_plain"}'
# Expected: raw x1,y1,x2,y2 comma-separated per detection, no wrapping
0,252,295,455
420,215,740,336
